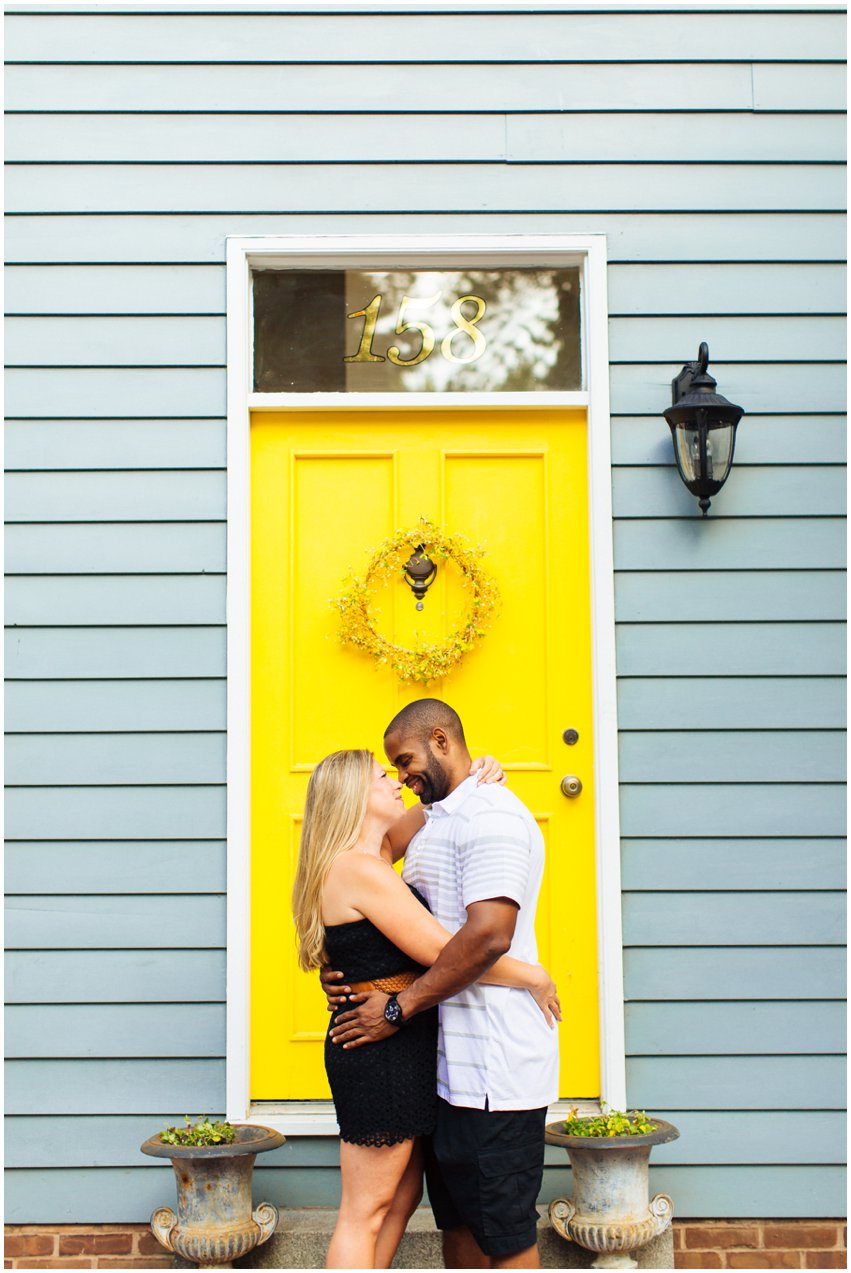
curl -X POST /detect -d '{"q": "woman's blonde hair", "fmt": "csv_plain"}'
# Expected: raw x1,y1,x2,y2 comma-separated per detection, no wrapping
291,748,373,972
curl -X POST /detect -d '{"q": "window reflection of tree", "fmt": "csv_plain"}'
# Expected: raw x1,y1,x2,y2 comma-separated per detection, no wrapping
346,269,581,392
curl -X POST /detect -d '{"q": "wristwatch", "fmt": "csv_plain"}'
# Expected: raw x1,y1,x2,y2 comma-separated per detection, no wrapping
383,993,406,1028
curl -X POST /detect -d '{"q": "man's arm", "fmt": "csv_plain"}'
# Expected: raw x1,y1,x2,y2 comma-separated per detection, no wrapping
328,897,518,1048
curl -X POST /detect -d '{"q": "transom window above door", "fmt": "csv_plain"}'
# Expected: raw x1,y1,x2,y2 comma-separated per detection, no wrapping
252,267,582,394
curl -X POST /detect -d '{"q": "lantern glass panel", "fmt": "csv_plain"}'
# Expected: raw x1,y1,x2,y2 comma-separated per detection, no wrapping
706,423,735,484
673,424,701,484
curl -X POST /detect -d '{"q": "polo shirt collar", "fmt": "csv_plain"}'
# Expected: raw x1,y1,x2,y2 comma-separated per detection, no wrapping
426,772,479,819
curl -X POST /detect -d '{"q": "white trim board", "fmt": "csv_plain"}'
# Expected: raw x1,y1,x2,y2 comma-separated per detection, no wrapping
225,232,627,1127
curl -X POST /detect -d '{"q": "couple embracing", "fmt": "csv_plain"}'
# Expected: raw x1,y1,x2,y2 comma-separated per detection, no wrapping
292,699,560,1269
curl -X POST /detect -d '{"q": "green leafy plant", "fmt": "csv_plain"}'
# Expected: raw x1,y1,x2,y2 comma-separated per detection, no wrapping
159,1114,237,1147
562,1103,657,1138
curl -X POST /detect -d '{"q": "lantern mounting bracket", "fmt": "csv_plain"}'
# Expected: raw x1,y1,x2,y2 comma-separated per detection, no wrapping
671,340,710,405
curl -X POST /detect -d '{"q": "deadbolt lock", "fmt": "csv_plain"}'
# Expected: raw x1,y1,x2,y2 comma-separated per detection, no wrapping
560,775,583,799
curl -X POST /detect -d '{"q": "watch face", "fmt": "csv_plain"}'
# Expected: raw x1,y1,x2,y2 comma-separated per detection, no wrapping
384,996,403,1026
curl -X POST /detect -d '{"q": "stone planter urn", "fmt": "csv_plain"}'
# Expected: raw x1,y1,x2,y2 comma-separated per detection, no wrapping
545,1117,680,1270
140,1124,285,1269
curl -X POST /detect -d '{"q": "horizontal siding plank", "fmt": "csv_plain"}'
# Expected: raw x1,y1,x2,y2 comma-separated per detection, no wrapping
754,61,847,110
624,946,846,1001
6,11,845,63
5,524,226,573
617,678,845,730
9,313,847,367
613,520,847,571
5,1058,225,1114
638,1114,846,1167
613,417,847,467
6,315,224,367
4,419,226,470
5,840,225,894
8,263,847,319
622,890,846,947
4,63,758,114
6,576,225,625
621,839,847,892
8,162,845,215
5,894,225,949
5,949,225,1003
5,680,225,732
626,1055,845,1110
612,465,846,519
4,1118,333,1170
4,265,224,317
615,570,846,623
618,731,846,784
620,783,845,838
625,1002,845,1057
7,1111,844,1170
7,212,846,266
4,1164,847,1224
614,623,845,682
641,1166,848,1218
6,1004,225,1059
6,628,226,679
607,264,847,316
508,112,847,164
10,112,510,163
6,733,225,785
5,471,225,522
5,787,227,841
5,368,225,419
7,110,847,164
611,365,847,418
5,1116,232,1169
609,316,847,365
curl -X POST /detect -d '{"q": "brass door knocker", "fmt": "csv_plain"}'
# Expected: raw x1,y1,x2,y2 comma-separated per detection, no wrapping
403,546,437,609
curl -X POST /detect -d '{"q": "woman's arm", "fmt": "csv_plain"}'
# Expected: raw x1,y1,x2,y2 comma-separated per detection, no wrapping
342,855,559,1025
380,755,506,863
481,956,561,1026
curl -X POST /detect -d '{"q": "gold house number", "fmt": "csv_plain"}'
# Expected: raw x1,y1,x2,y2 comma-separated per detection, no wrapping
344,293,488,367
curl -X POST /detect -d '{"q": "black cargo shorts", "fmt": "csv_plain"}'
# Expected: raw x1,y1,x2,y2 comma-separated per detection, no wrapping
423,1097,547,1258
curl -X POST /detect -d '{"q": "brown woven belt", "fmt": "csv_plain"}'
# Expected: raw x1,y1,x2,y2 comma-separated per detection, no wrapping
346,970,418,994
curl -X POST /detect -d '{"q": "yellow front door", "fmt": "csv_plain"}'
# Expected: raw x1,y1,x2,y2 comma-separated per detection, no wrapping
250,409,599,1100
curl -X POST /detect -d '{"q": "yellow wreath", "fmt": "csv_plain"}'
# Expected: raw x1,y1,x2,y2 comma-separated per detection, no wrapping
334,518,500,684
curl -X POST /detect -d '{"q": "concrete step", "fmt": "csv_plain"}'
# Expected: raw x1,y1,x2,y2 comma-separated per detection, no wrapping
172,1208,673,1268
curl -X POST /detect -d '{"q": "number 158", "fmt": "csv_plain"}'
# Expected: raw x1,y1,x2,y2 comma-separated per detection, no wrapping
344,292,487,367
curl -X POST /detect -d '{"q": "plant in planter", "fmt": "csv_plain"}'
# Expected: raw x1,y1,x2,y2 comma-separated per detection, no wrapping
546,1106,680,1270
141,1115,285,1270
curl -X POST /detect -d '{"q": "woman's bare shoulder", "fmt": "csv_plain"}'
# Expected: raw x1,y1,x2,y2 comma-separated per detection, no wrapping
327,850,388,884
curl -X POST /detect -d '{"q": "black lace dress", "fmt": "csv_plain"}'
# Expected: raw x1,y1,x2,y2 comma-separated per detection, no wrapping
324,886,439,1147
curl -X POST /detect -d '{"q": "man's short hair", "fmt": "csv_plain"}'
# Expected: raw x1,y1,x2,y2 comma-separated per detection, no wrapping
384,698,466,746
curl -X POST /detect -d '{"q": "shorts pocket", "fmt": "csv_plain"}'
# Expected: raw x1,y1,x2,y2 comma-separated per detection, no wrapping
477,1138,544,1238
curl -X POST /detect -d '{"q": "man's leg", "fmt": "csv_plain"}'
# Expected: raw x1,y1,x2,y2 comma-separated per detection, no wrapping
442,1223,489,1270
492,1242,540,1269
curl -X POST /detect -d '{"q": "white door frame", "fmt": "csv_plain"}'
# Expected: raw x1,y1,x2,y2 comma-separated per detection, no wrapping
225,233,627,1132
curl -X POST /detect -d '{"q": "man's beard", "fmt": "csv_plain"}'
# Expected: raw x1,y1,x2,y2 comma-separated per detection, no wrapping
410,754,452,805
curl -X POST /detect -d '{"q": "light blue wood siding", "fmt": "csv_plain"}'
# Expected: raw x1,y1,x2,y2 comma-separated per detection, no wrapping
4,2,845,1226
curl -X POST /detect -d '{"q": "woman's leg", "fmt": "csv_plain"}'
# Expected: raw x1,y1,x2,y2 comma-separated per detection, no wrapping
326,1138,415,1270
373,1139,424,1269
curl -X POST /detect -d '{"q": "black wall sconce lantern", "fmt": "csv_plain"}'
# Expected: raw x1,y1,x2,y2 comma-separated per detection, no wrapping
663,342,744,516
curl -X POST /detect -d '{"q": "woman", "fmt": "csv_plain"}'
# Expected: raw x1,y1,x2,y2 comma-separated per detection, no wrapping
292,749,560,1270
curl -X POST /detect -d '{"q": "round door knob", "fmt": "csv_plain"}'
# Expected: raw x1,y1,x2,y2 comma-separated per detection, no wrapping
560,775,583,799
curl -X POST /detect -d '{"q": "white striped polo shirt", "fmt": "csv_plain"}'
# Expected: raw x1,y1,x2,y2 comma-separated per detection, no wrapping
402,774,559,1111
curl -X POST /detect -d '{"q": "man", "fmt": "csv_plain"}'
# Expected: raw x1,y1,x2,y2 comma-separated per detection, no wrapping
327,699,559,1269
